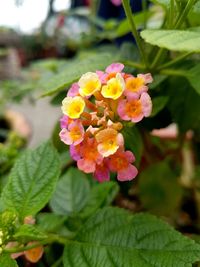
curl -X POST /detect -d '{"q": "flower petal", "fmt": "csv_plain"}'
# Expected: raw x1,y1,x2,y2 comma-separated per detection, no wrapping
117,164,138,181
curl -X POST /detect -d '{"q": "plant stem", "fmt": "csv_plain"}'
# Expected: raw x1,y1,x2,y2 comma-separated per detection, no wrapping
150,0,195,70
51,257,63,267
121,60,145,70
169,0,175,28
122,0,148,69
175,0,196,29
4,234,66,254
160,68,187,77
158,52,192,70
142,0,148,28
150,48,165,70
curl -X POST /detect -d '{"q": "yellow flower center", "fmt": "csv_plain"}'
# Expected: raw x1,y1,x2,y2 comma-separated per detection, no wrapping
126,77,144,92
61,96,85,119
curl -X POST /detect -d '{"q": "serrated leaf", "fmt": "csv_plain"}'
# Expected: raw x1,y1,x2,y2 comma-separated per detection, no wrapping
14,224,47,242
80,181,119,218
138,162,182,215
40,53,118,97
0,253,18,267
37,213,67,232
50,168,90,216
2,141,60,220
122,126,143,166
141,29,200,52
63,207,200,267
151,96,169,117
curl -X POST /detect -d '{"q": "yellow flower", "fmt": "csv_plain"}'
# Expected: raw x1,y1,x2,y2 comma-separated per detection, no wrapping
78,72,101,97
101,73,125,100
95,128,124,157
61,96,85,119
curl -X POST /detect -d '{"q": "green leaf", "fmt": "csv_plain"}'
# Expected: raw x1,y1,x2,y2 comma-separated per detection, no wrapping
80,181,119,218
151,96,169,117
40,53,118,97
50,168,90,216
14,224,47,242
0,253,18,267
138,162,182,216
37,213,67,232
122,126,143,166
2,141,60,220
63,207,200,267
141,29,200,52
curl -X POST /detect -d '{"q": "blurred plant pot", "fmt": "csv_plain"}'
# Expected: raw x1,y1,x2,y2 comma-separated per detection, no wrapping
0,109,31,175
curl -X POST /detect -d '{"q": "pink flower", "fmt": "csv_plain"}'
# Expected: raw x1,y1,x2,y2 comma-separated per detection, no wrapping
108,150,138,181
124,73,153,99
60,115,73,129
110,0,122,6
73,137,103,173
59,120,84,145
67,83,80,97
117,92,152,123
106,63,124,74
94,160,110,182
96,63,124,83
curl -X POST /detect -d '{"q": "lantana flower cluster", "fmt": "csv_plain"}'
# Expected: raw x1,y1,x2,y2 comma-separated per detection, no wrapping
59,63,153,182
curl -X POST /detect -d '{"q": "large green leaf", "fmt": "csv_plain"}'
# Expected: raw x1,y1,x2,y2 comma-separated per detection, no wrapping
141,29,200,52
63,207,200,267
40,53,118,97
2,141,60,220
50,168,90,216
0,253,18,267
138,162,182,215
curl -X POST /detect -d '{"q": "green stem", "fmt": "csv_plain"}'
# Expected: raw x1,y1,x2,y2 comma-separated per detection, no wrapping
4,241,48,254
51,257,63,267
4,234,66,254
158,52,192,70
150,0,195,70
142,0,148,28
160,68,187,76
175,0,196,29
150,48,164,70
169,0,175,28
121,60,145,70
122,0,148,68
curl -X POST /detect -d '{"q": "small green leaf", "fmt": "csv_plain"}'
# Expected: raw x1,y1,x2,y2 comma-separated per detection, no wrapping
14,224,47,242
50,168,90,216
63,207,200,267
151,96,169,117
141,29,200,52
122,126,143,166
0,253,18,267
2,141,60,220
80,181,119,218
37,213,67,232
